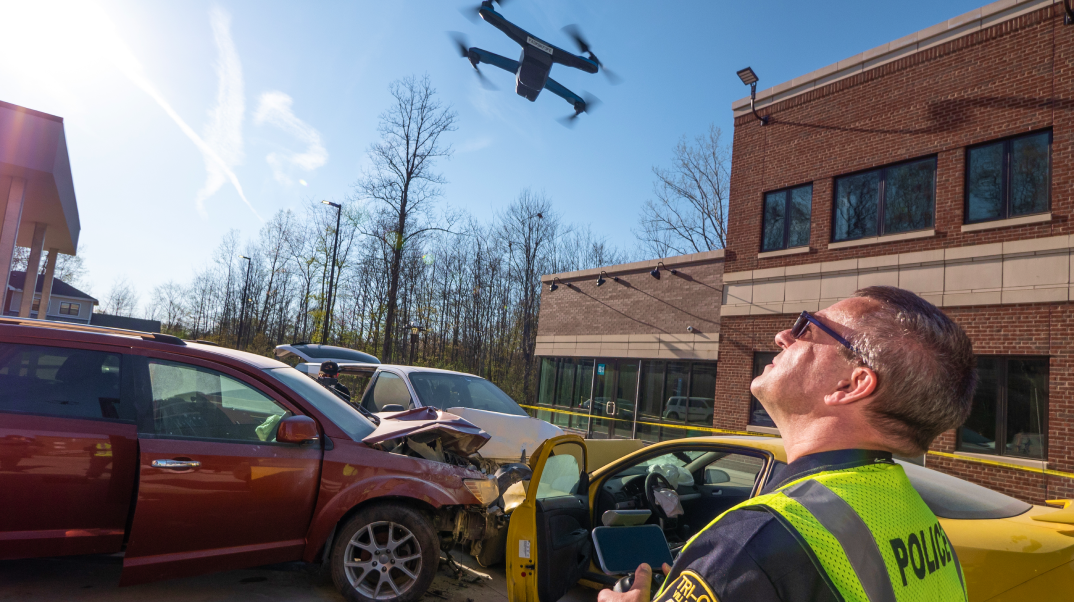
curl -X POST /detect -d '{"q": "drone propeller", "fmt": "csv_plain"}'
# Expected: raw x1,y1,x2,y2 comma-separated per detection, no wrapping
460,0,509,23
561,24,622,85
447,32,498,90
559,92,601,128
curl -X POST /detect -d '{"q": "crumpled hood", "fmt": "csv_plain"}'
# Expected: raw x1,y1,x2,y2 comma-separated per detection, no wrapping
446,407,563,462
362,407,490,456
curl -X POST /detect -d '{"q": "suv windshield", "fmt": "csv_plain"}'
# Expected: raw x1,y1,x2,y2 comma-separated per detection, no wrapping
897,460,1031,519
264,367,376,441
408,372,528,417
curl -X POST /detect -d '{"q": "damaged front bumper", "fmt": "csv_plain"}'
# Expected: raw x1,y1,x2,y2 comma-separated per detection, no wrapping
362,407,532,565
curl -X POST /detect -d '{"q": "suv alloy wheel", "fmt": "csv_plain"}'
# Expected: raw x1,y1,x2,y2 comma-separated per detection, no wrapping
331,505,439,602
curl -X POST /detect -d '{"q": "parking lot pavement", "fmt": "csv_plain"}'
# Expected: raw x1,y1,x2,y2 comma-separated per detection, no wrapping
0,549,600,602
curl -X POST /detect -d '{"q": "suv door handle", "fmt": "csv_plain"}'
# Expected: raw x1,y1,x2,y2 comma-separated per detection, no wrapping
152,459,201,470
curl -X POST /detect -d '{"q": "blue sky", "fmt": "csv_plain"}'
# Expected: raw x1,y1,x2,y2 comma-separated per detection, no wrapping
0,0,985,302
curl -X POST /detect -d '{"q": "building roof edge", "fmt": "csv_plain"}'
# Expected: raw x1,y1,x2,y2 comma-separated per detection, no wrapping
730,0,1056,117
541,248,725,283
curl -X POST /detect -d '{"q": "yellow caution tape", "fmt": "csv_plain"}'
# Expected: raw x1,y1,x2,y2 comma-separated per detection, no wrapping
519,404,777,438
521,405,1074,479
926,450,1074,481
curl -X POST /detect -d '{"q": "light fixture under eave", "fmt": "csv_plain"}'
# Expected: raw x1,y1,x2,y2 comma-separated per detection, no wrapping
549,277,560,292
596,271,608,287
651,261,677,279
737,66,769,126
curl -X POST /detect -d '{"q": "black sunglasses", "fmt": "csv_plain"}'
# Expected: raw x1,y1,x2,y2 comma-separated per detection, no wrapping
790,311,859,356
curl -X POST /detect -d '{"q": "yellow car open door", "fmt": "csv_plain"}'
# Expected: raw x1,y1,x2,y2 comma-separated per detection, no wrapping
507,434,590,602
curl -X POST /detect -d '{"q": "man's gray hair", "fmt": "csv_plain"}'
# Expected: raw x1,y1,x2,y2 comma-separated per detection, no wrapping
844,286,976,455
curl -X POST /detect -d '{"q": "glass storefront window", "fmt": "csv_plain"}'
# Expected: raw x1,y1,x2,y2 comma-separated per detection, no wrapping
687,363,717,426
636,361,665,442
535,357,718,442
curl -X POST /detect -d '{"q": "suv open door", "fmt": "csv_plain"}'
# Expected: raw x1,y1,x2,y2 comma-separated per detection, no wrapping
507,435,591,602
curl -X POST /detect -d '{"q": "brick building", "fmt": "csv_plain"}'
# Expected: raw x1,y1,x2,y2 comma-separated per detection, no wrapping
533,251,726,442
717,0,1074,503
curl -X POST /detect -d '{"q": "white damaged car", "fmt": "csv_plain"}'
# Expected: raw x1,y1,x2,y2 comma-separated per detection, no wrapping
274,346,563,466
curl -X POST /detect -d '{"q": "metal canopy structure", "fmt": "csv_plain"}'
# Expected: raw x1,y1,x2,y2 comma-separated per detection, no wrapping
0,100,82,321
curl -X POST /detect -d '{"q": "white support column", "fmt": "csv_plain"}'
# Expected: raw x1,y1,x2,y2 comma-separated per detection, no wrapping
38,248,59,320
0,176,27,315
18,222,47,318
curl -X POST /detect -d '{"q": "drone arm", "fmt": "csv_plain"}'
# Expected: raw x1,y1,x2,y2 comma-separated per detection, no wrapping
478,5,529,46
469,48,520,75
544,77,585,111
550,50,599,74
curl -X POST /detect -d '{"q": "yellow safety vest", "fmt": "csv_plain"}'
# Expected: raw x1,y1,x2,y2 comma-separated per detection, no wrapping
659,462,967,602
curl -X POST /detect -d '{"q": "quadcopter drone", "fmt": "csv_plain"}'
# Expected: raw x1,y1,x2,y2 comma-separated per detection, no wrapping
451,0,618,124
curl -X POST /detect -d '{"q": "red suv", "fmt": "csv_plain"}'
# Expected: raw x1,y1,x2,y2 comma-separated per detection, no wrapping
0,320,500,602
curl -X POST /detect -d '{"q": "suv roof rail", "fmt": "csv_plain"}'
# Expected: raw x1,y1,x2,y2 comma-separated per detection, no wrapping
290,341,311,346
0,316,186,345
145,333,186,346
189,339,220,346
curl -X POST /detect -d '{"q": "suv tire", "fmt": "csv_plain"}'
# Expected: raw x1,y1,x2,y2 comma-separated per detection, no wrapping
331,504,439,602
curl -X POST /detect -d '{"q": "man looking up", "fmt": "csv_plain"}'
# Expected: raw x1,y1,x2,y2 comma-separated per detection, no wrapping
599,286,976,602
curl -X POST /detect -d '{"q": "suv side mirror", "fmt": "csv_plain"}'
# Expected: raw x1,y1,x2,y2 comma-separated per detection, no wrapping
277,415,319,443
380,404,405,413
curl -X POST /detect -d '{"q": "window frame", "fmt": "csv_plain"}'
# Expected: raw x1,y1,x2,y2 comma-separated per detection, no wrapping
760,183,813,252
59,302,80,316
956,355,1049,460
830,155,938,243
963,129,1052,225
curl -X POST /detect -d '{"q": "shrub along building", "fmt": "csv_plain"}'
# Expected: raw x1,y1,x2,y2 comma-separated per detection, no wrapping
716,0,1074,504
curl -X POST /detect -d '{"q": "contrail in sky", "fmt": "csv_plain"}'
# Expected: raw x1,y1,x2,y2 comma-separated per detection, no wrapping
195,6,247,218
254,91,328,185
94,3,262,220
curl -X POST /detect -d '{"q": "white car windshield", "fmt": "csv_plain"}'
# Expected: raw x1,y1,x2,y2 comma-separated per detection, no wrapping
264,367,376,441
408,371,528,417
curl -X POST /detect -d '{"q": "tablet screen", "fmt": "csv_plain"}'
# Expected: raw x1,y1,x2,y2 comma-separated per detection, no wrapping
592,525,674,575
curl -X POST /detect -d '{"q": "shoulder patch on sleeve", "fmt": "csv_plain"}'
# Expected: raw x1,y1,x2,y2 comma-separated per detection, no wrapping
654,570,719,602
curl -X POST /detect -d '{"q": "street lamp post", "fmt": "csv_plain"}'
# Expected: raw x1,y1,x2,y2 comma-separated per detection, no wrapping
321,201,342,345
237,255,252,349
408,322,424,365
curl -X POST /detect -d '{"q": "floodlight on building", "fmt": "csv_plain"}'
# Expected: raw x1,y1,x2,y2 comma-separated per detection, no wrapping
596,271,608,287
650,261,677,279
737,67,769,126
549,277,560,292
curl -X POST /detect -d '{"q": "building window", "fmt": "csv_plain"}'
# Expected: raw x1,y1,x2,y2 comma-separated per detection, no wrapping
761,184,812,252
832,156,936,242
749,352,777,428
31,298,40,312
958,357,1048,460
59,302,80,316
965,130,1051,224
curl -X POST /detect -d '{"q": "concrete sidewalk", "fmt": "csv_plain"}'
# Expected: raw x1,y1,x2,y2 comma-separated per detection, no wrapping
0,549,600,602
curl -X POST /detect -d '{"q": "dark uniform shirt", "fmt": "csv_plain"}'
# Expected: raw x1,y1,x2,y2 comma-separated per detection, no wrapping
656,449,895,602
316,376,351,402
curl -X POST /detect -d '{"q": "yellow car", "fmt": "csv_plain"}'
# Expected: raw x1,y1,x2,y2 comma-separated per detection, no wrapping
506,435,1074,602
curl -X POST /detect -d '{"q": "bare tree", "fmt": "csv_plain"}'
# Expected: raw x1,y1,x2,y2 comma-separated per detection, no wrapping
354,74,457,363
636,124,730,257
101,277,138,316
498,189,556,400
